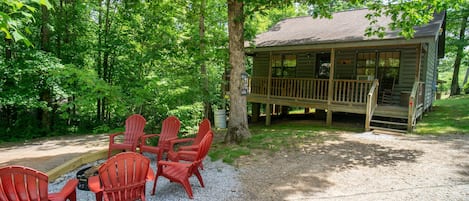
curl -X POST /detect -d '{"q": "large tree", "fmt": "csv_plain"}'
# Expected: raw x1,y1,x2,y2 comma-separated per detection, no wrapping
449,6,468,95
225,0,462,144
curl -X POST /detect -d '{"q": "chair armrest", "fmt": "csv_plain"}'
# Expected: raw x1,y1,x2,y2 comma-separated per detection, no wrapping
139,134,161,146
177,150,198,156
88,176,102,193
179,144,199,151
158,160,191,169
169,138,195,151
48,178,79,201
109,132,124,143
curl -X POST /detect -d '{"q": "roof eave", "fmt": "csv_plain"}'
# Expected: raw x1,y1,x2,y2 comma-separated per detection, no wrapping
246,36,436,53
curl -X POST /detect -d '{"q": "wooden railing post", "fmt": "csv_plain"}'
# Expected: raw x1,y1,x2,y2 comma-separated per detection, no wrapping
365,79,379,131
407,81,419,132
326,48,335,126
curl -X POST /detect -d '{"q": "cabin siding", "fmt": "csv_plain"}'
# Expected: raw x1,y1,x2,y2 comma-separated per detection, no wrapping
297,53,316,78
424,41,437,110
335,50,356,79
253,52,269,76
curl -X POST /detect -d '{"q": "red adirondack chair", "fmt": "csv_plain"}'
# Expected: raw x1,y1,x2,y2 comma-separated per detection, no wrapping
153,130,214,199
88,152,154,201
0,165,78,201
108,114,146,158
167,119,211,168
139,116,181,162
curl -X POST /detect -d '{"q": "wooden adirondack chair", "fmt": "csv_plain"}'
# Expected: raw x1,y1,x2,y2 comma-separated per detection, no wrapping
167,119,211,168
139,116,181,162
108,114,146,158
0,165,78,201
152,131,214,199
88,152,154,201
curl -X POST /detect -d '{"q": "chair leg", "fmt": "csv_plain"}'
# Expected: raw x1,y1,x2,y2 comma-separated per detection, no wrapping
181,179,194,199
67,191,77,201
152,174,160,195
194,169,205,187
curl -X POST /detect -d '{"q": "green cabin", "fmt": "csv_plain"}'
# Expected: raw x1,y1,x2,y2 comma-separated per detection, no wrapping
244,9,446,133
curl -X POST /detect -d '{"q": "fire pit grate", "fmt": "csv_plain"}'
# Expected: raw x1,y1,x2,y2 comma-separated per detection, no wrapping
76,165,99,191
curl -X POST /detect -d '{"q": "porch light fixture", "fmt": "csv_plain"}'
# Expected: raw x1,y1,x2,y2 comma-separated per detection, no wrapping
241,72,249,96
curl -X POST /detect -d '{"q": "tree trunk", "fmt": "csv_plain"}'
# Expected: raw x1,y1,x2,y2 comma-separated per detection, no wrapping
200,0,211,119
450,11,468,96
39,5,51,133
225,0,250,144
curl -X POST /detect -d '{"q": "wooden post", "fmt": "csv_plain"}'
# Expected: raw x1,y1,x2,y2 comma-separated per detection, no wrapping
326,48,336,126
251,103,260,122
266,51,273,126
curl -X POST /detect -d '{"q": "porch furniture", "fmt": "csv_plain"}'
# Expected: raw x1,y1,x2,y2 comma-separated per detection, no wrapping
108,114,147,158
88,152,154,201
167,119,211,169
380,77,396,105
152,131,214,198
139,116,181,162
0,165,79,201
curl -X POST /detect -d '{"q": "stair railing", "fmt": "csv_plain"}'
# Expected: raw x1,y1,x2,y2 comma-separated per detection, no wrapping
365,79,379,131
407,81,422,132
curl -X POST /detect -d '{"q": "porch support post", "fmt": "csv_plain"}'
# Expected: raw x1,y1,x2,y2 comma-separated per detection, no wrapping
326,48,336,126
266,51,273,126
251,103,260,123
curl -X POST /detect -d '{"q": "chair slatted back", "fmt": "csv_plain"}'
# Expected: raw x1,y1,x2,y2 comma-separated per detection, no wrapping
0,166,49,201
123,114,146,145
190,131,213,174
98,152,150,201
157,116,180,149
193,119,211,145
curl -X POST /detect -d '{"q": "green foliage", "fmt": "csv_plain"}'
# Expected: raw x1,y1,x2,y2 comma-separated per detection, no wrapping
0,0,52,45
415,94,469,134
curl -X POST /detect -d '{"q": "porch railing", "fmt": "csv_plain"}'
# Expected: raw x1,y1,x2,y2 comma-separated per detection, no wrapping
249,76,374,104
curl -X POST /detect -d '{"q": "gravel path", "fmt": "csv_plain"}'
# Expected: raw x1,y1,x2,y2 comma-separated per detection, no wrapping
236,132,469,201
50,155,243,201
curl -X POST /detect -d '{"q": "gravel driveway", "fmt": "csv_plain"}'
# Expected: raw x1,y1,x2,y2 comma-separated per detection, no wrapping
4,131,469,200
236,132,469,201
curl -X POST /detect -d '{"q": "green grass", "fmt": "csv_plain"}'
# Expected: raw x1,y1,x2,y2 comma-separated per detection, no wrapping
415,94,469,135
209,122,346,164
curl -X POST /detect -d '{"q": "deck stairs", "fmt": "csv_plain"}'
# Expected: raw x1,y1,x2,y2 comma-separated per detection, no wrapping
370,105,408,133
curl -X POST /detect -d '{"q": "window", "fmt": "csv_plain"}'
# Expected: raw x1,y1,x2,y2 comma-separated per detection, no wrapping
378,52,400,82
356,52,376,78
356,51,400,82
272,54,296,77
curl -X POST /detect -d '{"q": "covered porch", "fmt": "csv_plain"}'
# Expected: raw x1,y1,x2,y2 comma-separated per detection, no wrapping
246,76,425,133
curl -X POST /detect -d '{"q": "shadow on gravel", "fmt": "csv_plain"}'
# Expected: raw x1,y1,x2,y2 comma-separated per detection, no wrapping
239,138,424,200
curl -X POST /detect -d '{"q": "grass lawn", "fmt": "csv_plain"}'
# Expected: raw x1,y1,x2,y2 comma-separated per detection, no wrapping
415,94,469,135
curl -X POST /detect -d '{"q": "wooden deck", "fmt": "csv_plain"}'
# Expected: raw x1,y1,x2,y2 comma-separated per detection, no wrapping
374,105,408,119
246,77,424,132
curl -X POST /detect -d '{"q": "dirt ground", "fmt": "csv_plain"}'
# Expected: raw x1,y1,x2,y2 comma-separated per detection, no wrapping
1,130,468,200
236,131,469,200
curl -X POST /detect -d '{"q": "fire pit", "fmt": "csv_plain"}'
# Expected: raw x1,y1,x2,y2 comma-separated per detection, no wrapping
76,165,99,191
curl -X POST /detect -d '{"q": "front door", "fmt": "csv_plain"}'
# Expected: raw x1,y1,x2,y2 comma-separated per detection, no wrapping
316,53,330,79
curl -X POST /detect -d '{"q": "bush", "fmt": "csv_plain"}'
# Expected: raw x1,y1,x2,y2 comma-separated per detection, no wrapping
463,82,469,94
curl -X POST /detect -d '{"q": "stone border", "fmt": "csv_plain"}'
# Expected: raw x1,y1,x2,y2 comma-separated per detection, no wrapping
47,149,114,181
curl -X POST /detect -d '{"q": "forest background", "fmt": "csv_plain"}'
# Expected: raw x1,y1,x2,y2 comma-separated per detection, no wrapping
0,0,467,142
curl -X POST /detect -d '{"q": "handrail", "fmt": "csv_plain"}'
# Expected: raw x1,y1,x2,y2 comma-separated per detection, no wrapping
407,81,421,132
365,79,379,131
